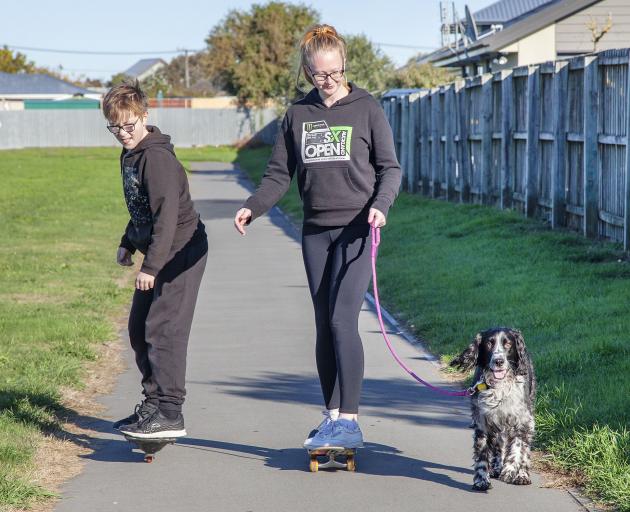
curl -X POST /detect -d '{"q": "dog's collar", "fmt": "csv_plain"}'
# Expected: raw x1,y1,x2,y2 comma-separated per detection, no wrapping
468,379,488,395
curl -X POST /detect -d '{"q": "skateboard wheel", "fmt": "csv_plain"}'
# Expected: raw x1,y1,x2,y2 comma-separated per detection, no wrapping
346,455,356,472
309,457,318,472
145,455,154,463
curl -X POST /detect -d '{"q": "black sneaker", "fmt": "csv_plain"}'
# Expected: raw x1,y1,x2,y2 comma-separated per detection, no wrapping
112,401,158,431
119,409,186,439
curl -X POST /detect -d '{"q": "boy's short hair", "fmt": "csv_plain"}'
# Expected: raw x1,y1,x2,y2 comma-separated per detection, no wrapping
102,80,148,123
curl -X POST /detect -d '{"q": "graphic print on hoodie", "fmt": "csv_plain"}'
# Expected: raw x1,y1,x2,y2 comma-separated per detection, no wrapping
301,121,352,163
122,163,152,227
243,84,401,227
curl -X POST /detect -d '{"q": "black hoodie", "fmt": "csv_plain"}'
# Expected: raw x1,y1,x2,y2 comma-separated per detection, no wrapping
243,85,401,226
119,126,200,276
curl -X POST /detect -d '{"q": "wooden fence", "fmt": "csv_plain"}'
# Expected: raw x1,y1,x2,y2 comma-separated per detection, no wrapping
382,48,630,249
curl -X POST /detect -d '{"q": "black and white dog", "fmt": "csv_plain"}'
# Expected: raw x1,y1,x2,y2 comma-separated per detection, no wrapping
451,327,536,491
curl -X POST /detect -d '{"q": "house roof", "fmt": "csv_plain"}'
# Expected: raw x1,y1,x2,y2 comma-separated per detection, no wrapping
123,58,166,78
0,72,93,95
473,0,558,25
423,0,600,67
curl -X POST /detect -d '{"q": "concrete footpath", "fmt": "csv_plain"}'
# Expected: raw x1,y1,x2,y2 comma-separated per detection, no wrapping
55,162,583,512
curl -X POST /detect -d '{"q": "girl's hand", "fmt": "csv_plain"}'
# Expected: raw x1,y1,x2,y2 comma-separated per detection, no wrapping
234,208,252,235
117,247,133,266
368,208,386,228
135,272,155,291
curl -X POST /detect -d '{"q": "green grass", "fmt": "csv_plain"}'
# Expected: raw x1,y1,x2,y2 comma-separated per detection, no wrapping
0,145,240,510
239,146,629,511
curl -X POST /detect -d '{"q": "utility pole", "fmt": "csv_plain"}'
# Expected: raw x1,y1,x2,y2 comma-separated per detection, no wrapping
440,1,449,47
178,48,191,89
184,49,190,89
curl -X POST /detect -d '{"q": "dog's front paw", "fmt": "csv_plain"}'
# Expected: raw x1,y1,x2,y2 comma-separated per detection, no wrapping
472,479,492,491
499,466,517,483
511,471,531,485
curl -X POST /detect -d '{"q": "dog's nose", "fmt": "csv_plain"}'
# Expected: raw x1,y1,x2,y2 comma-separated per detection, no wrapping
495,358,505,367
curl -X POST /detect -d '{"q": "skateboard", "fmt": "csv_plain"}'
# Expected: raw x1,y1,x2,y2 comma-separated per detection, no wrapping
123,434,177,463
307,447,357,472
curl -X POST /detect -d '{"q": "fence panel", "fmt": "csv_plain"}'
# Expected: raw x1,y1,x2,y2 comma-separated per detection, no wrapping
382,47,630,250
0,108,278,149
597,50,629,242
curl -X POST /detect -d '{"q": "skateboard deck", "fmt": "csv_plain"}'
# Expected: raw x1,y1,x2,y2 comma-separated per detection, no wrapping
123,434,177,463
307,447,357,472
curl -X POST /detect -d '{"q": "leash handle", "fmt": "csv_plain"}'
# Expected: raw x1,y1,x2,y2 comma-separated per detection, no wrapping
371,225,381,247
370,225,469,397
371,225,380,260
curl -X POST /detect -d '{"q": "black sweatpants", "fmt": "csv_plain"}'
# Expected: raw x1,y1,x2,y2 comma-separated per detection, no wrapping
128,226,208,415
301,224,372,414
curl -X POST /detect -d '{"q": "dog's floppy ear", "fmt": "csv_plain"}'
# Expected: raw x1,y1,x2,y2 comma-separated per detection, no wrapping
450,332,482,372
509,329,530,376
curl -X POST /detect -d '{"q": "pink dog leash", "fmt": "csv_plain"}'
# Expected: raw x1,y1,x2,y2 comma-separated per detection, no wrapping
370,226,471,397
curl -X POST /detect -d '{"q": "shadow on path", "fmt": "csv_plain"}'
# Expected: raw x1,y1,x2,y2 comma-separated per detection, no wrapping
174,438,473,490
188,372,470,429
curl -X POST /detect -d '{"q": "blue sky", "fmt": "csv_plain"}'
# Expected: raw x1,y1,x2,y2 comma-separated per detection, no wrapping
3,0,492,81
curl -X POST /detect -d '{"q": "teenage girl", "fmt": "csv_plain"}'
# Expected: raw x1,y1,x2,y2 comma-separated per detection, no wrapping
234,24,401,448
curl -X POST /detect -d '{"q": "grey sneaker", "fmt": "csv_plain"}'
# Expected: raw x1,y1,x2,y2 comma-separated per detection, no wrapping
119,409,186,439
112,401,158,431
304,410,336,447
305,419,363,449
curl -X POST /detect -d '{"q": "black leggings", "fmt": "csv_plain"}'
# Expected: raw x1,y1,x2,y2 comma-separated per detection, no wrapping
301,224,372,414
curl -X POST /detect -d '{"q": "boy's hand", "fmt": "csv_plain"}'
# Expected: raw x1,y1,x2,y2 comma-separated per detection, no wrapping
117,247,133,266
368,208,386,228
135,272,155,291
234,208,252,236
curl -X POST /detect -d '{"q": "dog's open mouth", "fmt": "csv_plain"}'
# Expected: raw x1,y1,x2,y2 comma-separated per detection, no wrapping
492,369,507,380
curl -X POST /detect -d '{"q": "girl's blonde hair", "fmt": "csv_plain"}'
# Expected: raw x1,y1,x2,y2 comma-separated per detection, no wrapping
297,24,347,88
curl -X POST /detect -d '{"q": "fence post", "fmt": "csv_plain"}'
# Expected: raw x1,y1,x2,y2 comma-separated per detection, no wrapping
399,95,409,191
419,90,431,195
430,88,441,198
407,93,419,193
583,55,599,238
551,61,568,228
481,74,494,205
500,71,513,209
525,66,541,217
458,80,471,202
444,85,456,200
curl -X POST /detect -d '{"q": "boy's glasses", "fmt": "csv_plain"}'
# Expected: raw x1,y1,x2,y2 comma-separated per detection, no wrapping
309,68,345,83
107,117,140,135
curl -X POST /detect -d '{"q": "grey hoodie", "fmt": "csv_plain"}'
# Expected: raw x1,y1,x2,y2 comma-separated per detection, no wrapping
243,84,401,226
119,126,200,276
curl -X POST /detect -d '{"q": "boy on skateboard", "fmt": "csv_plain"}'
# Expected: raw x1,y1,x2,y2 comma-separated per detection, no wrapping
103,81,207,439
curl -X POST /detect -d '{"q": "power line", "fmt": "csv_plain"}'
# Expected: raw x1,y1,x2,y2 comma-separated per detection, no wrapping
374,42,438,50
4,44,202,55
63,68,121,73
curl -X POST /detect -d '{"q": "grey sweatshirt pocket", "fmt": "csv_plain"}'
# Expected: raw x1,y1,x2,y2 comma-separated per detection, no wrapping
303,166,368,209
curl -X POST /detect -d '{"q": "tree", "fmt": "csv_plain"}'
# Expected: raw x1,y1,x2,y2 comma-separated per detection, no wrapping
345,35,395,95
0,46,36,73
391,56,456,89
205,2,319,107
107,73,130,88
587,14,613,52
157,52,219,97
138,72,169,98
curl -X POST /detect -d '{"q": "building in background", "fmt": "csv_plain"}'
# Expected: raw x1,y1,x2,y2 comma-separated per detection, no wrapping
421,0,630,77
0,72,102,110
122,58,167,81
